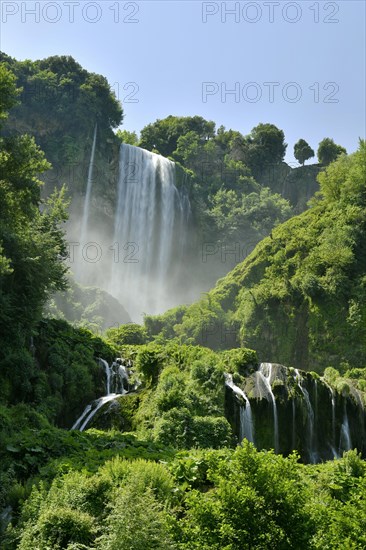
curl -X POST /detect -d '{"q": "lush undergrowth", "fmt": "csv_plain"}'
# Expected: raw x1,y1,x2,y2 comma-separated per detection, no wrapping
2,437,366,549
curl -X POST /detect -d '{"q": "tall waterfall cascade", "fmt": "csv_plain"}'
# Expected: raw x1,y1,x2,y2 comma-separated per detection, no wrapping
80,124,98,249
110,144,191,320
74,141,191,321
71,358,131,431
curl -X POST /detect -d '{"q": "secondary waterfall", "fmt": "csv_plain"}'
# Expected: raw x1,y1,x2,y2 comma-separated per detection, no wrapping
110,143,191,321
324,382,338,458
71,357,131,431
257,363,279,453
339,404,352,452
225,373,254,443
80,124,97,247
295,369,316,463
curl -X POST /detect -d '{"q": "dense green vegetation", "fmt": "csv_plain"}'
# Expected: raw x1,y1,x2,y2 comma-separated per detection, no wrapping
3,436,366,549
0,63,70,400
144,141,366,371
0,52,122,186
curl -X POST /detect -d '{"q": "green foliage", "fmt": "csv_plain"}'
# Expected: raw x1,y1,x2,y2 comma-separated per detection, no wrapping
244,123,287,175
0,63,19,120
294,138,315,165
3,433,366,550
0,64,72,403
18,506,96,549
105,323,147,347
317,137,347,166
139,115,215,157
1,52,122,138
96,485,175,550
144,305,188,341
219,348,258,374
115,129,138,145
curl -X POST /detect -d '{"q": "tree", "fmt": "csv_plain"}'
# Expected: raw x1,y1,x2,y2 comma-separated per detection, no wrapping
317,137,346,165
139,115,215,157
244,123,287,176
105,323,147,346
294,139,315,165
116,129,138,145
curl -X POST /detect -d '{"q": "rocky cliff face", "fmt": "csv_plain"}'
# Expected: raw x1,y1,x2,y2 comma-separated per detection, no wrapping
257,162,321,213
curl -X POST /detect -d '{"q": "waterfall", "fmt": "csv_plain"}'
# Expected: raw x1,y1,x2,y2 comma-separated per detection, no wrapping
71,394,121,431
99,358,111,395
323,382,338,458
225,373,254,444
257,363,279,453
295,369,316,463
80,123,97,246
339,403,352,453
71,357,131,431
313,379,318,459
110,144,191,321
292,399,296,450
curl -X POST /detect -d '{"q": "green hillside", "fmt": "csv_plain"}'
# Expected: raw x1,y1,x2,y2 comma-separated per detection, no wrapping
145,142,366,372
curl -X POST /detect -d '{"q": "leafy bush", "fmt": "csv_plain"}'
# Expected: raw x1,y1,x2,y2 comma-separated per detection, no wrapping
105,323,147,346
18,506,96,549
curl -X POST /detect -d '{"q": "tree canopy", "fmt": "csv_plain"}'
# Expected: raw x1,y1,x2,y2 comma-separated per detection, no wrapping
294,138,315,165
317,137,347,165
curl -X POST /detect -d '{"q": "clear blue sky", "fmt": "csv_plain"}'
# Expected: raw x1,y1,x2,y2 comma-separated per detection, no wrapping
1,0,365,163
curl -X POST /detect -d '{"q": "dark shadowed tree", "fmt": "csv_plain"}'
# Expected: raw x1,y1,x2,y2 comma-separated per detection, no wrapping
317,137,346,165
294,139,315,165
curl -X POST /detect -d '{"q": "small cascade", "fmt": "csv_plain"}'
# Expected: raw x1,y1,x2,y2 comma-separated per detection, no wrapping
80,123,97,246
313,379,318,459
323,382,338,458
71,394,122,431
99,358,111,395
295,369,316,463
292,399,296,450
71,357,132,431
339,403,352,453
225,373,254,443
257,363,279,453
111,359,129,394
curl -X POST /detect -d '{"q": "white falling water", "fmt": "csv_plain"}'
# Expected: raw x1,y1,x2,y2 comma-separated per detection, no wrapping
71,394,122,431
79,123,97,247
323,382,338,458
225,373,254,444
339,404,352,452
110,144,191,321
295,369,316,463
257,363,279,453
71,357,131,431
99,358,111,395
292,399,296,450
